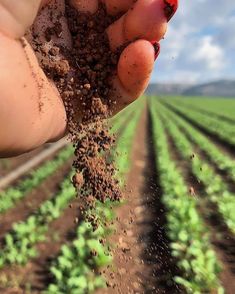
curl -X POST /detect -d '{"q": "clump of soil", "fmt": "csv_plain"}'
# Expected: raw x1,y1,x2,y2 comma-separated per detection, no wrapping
30,2,122,221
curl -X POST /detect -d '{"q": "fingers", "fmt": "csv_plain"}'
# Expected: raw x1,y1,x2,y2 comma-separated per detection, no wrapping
107,0,171,50
69,0,176,53
110,40,156,113
0,0,42,38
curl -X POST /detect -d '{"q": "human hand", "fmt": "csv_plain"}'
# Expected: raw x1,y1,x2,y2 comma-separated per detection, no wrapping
0,0,178,157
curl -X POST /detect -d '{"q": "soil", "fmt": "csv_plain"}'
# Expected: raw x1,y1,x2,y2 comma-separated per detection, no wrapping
28,1,124,228
97,108,181,294
0,158,72,242
166,128,235,294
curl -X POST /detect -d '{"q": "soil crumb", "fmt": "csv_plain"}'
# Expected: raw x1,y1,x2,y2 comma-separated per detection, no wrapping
30,2,122,222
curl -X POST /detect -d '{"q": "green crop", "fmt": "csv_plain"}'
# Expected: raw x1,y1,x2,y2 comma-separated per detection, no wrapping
161,98,235,146
0,146,74,213
149,98,223,293
158,101,235,235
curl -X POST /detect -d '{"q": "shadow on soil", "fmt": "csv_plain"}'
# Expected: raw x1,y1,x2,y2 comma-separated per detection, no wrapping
136,110,183,294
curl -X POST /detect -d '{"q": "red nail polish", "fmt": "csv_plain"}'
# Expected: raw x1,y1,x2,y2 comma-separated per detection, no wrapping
164,0,178,22
151,42,160,60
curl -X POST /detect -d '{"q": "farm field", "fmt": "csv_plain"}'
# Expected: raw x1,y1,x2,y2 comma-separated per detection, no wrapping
0,96,235,293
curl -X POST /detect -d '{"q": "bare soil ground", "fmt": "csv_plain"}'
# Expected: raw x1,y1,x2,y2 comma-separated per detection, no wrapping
97,109,181,294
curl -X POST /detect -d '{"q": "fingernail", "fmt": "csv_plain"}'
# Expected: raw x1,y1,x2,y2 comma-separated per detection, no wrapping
164,0,178,22
151,42,160,60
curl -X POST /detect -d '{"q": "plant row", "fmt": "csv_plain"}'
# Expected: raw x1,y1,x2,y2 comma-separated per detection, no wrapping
160,102,235,183
0,146,74,213
150,99,223,293
45,106,143,294
161,99,235,146
168,96,235,123
157,102,235,235
0,171,76,267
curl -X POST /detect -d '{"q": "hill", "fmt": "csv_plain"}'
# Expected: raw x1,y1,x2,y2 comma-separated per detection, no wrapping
146,80,235,97
183,80,235,97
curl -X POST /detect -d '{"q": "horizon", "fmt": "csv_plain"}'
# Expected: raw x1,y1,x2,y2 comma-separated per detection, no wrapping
149,78,235,86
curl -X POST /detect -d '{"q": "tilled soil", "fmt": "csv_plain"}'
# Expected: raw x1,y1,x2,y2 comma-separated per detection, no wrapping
97,108,181,294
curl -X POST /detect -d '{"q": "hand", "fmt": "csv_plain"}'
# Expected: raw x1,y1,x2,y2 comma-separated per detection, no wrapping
0,0,177,157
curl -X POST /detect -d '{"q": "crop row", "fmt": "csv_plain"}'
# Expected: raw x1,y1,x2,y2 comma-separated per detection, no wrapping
150,99,223,293
0,171,76,267
0,146,74,213
161,99,235,146
160,102,235,183
158,102,235,234
168,96,235,123
45,106,142,293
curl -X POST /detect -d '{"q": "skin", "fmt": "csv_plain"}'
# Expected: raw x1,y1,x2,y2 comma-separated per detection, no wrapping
0,0,176,157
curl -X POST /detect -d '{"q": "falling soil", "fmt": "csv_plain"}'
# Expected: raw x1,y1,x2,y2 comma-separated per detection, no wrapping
29,2,122,223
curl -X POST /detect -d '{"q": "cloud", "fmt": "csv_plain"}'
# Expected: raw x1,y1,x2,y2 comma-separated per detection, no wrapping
192,36,224,70
152,0,235,83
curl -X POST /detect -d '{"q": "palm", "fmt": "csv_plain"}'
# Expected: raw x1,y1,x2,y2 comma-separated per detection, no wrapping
0,0,176,156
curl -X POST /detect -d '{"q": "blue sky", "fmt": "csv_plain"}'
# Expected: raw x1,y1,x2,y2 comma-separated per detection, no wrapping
152,0,235,84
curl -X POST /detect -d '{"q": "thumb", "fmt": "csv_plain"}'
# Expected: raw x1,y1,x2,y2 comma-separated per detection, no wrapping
0,0,47,39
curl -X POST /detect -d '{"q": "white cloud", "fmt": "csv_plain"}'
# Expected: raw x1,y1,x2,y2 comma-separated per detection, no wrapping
152,0,235,83
192,36,224,70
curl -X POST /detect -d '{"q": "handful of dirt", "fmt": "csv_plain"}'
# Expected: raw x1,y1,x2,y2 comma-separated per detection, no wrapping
30,1,122,222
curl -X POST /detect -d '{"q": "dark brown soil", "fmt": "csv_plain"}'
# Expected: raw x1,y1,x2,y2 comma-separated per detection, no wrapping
166,128,235,294
97,108,181,294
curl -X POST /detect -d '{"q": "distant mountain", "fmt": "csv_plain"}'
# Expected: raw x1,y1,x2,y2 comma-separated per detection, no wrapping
146,83,190,96
183,80,235,97
146,80,235,97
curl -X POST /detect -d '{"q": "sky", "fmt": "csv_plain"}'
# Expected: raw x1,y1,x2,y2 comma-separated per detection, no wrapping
152,0,235,84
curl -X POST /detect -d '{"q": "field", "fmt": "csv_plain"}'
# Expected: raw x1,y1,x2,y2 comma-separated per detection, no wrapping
0,96,235,294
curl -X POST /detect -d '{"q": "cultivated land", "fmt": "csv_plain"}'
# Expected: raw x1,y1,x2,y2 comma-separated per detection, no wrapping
0,96,235,293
